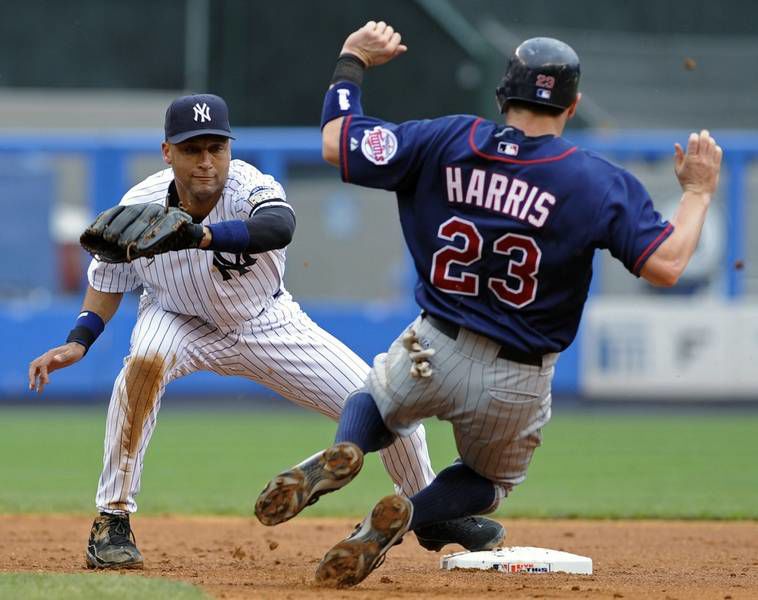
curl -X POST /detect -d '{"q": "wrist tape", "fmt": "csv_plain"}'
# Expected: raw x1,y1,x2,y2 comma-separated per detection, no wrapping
331,53,366,86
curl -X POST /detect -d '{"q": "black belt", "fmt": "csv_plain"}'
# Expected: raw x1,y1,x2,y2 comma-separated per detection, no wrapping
422,313,543,367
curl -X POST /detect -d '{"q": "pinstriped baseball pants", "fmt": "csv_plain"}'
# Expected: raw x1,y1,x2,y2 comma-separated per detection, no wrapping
367,314,559,495
95,293,435,513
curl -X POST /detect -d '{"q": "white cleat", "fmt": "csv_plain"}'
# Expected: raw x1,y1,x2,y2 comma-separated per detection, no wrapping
315,494,413,588
255,442,364,526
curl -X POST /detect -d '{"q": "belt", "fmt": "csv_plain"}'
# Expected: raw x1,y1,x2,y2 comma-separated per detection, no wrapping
422,313,543,367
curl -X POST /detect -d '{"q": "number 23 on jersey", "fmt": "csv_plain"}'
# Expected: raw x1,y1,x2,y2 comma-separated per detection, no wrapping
431,217,541,308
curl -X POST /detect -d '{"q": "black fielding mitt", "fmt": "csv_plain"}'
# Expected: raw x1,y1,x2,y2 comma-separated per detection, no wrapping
80,203,205,263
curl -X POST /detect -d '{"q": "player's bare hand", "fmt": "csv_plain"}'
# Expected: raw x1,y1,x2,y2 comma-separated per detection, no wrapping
674,129,723,196
340,20,408,67
28,343,86,393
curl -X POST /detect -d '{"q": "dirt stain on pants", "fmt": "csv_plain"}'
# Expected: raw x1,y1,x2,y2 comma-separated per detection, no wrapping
120,352,166,462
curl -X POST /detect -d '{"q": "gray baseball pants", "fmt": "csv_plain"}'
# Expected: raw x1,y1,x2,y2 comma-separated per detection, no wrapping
366,314,559,501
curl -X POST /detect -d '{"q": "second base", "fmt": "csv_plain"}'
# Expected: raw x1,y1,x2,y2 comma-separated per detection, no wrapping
441,546,592,575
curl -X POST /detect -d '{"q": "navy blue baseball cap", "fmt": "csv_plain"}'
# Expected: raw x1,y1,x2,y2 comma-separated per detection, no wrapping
164,93,235,143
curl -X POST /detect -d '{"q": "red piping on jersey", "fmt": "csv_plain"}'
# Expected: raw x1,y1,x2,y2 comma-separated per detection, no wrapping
467,117,578,164
340,115,353,182
632,223,674,275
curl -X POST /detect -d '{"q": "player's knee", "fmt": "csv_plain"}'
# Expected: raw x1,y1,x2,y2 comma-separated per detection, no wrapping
124,351,170,390
337,391,396,451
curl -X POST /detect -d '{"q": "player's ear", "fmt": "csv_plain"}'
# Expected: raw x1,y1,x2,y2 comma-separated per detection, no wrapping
566,93,582,119
161,142,172,166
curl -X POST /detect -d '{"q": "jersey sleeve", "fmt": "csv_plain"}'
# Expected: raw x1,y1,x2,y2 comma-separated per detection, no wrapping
339,115,446,191
593,169,674,276
235,175,293,218
87,258,141,293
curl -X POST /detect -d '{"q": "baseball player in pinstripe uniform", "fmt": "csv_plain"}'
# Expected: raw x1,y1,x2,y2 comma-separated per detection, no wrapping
254,23,723,587
27,93,504,569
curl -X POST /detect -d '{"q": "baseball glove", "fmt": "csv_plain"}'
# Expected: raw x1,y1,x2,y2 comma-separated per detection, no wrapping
80,203,204,263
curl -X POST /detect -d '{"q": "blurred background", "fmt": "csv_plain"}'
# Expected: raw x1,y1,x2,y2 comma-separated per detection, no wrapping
1,0,757,404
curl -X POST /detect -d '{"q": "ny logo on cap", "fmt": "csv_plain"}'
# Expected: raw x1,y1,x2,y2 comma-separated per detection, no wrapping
193,102,211,123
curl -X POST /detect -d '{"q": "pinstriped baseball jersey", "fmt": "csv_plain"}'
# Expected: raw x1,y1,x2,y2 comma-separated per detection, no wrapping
88,160,291,330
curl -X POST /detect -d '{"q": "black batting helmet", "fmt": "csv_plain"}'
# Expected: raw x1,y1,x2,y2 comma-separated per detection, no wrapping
496,37,580,113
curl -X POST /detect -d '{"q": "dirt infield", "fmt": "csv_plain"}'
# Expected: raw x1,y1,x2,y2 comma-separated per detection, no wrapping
1,515,756,599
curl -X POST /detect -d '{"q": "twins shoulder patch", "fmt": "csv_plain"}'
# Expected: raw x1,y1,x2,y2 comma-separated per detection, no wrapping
361,126,398,166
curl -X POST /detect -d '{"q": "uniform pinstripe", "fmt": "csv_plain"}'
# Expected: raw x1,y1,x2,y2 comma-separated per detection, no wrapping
90,161,434,514
366,314,558,496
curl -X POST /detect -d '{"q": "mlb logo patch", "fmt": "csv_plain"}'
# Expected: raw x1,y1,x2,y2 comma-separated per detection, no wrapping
361,126,398,165
497,141,519,156
536,88,552,100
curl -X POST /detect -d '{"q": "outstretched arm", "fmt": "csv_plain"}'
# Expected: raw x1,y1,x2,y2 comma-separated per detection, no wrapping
640,129,723,287
322,21,407,166
28,286,123,393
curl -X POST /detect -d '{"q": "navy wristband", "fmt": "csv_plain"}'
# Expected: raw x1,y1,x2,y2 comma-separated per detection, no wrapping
207,220,250,254
321,81,363,129
66,310,105,354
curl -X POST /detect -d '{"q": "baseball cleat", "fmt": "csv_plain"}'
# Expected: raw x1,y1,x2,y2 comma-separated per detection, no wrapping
315,494,413,588
255,442,364,526
414,515,506,552
85,513,144,569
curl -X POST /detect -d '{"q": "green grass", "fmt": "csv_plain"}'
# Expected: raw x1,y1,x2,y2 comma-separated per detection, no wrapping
0,407,756,519
0,573,208,600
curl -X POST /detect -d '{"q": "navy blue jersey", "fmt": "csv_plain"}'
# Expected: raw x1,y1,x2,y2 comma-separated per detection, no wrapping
340,114,673,354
